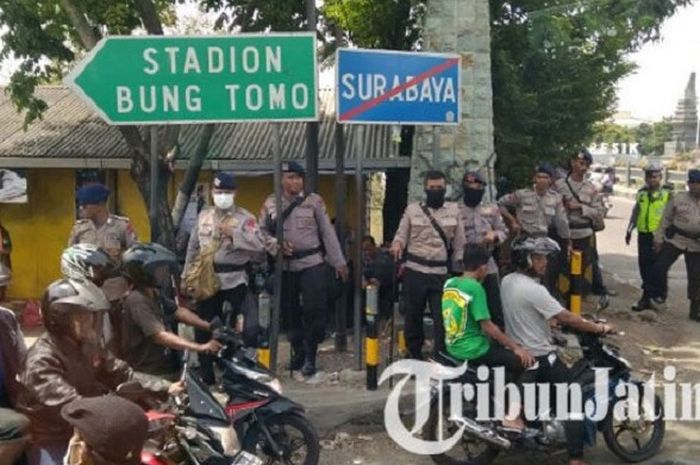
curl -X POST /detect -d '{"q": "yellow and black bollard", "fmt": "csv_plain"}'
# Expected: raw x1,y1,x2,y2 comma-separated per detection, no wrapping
569,250,583,315
365,283,379,390
257,289,271,368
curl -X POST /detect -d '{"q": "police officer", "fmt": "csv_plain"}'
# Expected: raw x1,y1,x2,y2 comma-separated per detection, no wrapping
554,149,613,297
390,170,466,360
259,161,348,377
459,171,509,328
498,164,571,294
68,183,137,302
183,172,271,383
625,163,671,311
648,169,700,321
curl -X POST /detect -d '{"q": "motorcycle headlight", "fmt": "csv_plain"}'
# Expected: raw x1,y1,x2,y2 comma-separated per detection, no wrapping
267,378,283,394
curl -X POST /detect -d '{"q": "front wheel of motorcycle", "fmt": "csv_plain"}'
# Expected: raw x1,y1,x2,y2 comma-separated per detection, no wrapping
423,397,500,465
601,392,665,463
242,413,320,465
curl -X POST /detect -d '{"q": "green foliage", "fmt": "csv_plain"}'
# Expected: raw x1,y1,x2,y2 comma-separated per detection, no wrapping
635,119,673,155
200,0,307,32
323,0,424,50
490,0,690,187
0,0,174,127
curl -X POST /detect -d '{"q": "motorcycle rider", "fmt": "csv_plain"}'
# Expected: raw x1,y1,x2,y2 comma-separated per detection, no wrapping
120,243,222,379
0,306,29,465
15,278,172,465
442,244,534,431
500,237,614,465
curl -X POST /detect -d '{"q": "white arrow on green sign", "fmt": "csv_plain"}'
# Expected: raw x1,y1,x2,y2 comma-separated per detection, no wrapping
65,33,318,125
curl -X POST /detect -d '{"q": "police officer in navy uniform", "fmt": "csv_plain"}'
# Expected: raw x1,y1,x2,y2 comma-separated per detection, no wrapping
625,163,672,311
260,161,348,376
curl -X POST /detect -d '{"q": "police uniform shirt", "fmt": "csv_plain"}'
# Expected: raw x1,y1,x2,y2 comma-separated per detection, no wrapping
656,191,700,252
554,177,605,240
68,214,137,301
498,188,570,239
458,202,508,274
392,201,466,275
183,206,271,291
259,193,346,272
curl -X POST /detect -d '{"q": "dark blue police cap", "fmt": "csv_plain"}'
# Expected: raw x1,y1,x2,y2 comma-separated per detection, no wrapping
76,184,110,205
213,172,237,190
573,148,593,164
462,171,486,185
281,161,305,175
688,169,700,183
534,163,555,177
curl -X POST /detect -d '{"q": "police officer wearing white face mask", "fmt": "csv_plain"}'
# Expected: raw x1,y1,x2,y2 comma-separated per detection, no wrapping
183,172,272,384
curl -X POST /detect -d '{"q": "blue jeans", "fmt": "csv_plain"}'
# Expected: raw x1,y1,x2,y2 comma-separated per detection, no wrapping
26,442,67,465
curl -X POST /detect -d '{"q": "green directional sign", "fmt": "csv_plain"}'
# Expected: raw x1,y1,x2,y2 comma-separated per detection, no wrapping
65,33,318,125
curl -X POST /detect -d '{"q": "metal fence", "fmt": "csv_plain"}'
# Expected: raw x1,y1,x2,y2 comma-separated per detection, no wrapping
616,163,686,187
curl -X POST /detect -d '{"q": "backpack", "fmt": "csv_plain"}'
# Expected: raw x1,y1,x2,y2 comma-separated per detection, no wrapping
183,238,221,302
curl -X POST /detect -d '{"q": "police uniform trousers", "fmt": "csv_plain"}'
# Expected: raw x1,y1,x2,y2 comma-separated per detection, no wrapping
402,268,446,359
648,242,700,306
572,235,607,296
195,284,247,384
281,263,329,358
638,232,666,301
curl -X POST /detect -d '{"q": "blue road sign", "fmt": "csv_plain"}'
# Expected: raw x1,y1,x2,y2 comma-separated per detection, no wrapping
336,48,461,125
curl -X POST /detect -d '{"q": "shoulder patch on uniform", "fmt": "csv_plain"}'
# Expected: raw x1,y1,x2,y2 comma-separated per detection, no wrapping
74,219,90,225
110,214,131,223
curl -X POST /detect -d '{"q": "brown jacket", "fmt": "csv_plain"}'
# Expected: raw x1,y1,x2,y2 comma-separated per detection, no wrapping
0,307,26,407
16,334,134,443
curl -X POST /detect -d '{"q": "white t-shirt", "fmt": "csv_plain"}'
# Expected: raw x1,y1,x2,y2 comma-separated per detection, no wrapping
501,272,565,357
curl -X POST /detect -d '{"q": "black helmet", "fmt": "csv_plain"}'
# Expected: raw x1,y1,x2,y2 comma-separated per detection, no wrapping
121,243,178,289
61,244,118,283
510,237,561,269
42,278,110,337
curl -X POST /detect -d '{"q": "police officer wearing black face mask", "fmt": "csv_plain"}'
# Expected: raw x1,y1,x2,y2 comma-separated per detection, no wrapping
390,171,466,359
458,171,509,328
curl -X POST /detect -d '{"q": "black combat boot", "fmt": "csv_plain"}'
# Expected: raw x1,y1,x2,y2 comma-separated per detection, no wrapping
301,342,318,377
690,300,700,322
286,340,305,371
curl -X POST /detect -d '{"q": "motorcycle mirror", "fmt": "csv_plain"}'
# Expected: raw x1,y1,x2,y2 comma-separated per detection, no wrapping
596,294,610,313
222,301,233,326
115,381,146,400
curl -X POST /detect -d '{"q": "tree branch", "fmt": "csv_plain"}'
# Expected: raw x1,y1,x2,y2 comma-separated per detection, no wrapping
133,0,164,35
171,124,216,229
60,0,99,49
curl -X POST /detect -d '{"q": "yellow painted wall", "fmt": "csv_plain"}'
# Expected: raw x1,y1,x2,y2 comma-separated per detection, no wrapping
0,169,75,299
3,169,357,299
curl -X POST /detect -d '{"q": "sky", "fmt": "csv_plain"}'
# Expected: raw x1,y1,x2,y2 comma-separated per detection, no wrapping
0,1,696,123
615,2,700,122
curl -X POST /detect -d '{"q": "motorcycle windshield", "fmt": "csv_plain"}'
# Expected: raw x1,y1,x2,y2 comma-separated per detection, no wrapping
185,371,230,424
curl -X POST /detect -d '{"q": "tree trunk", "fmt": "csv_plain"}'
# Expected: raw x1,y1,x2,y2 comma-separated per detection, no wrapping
171,124,216,229
61,0,178,248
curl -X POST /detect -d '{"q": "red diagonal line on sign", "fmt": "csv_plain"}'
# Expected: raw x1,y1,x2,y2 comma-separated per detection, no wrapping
339,57,459,122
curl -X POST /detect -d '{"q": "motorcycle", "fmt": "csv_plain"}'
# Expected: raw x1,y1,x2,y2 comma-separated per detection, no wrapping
423,323,665,464
115,377,262,465
212,326,320,465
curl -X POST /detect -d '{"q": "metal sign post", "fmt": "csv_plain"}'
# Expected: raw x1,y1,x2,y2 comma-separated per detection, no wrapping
270,123,284,375
149,126,159,241
353,125,365,370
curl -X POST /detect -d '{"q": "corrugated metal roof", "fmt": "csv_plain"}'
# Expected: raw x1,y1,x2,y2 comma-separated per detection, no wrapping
0,86,409,171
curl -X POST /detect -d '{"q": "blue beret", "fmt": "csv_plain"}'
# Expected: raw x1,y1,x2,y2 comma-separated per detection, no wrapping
76,184,110,205
535,163,554,177
213,172,237,190
462,171,486,185
688,169,700,183
281,161,305,175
